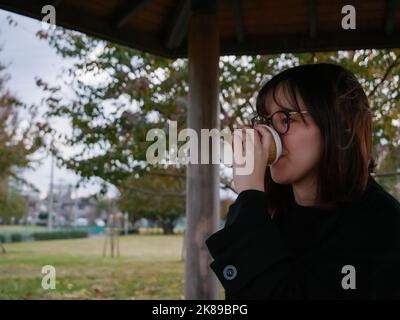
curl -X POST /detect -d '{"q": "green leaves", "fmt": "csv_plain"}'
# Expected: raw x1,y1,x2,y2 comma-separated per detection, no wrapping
39,27,400,200
0,49,45,215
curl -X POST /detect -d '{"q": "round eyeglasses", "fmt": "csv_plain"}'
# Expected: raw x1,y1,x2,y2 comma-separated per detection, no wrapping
250,110,310,135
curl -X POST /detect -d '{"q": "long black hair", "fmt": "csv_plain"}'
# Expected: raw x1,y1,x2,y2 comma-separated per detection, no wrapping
255,63,377,216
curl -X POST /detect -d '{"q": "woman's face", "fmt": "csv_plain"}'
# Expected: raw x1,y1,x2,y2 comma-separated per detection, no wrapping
264,86,323,185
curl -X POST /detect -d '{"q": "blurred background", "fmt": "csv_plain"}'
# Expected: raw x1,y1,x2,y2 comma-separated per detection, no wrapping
0,5,399,299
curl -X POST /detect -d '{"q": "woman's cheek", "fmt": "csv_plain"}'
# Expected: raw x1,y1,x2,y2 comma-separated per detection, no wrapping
286,135,318,167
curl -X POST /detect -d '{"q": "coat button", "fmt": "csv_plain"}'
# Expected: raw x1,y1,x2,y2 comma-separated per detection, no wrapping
223,265,237,280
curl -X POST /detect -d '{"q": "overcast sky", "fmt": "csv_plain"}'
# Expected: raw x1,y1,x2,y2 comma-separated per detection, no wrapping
0,9,118,199
0,9,236,201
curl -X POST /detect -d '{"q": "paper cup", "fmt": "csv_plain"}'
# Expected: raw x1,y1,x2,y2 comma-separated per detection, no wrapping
257,125,282,165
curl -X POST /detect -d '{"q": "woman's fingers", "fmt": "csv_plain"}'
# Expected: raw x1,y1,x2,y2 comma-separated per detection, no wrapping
241,126,259,156
232,130,243,168
254,125,270,140
254,125,271,159
232,126,254,168
232,129,244,154
231,125,268,193
249,127,262,149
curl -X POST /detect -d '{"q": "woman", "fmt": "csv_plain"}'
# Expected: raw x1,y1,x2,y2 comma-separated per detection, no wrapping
205,63,400,299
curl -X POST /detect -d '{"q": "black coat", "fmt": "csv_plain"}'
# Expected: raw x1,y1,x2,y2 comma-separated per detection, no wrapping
205,175,400,299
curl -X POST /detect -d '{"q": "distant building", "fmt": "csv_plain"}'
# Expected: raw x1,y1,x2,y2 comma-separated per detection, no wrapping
24,183,99,226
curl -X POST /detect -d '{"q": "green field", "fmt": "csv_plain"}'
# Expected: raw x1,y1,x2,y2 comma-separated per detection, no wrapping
0,234,224,299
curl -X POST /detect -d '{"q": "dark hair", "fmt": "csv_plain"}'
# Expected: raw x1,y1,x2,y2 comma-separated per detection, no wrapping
255,63,377,216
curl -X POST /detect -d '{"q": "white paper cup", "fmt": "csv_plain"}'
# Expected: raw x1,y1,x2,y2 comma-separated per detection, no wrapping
257,125,282,165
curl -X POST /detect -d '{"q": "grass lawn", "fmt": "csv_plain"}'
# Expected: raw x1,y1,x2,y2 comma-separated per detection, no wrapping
0,234,224,299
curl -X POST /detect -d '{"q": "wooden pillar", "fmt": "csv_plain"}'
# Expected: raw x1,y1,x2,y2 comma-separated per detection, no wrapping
184,1,220,300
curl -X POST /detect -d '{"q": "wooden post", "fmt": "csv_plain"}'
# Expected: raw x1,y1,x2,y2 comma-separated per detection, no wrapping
185,1,220,300
102,213,121,257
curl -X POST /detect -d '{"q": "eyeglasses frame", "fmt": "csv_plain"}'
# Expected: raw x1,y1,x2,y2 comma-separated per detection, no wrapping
251,110,310,135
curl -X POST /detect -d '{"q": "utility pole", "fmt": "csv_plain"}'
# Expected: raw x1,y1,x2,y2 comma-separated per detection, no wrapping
124,212,128,236
47,137,55,230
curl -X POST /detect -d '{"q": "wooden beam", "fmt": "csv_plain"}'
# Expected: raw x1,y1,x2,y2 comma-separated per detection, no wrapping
0,0,182,59
39,0,63,7
165,0,190,49
111,0,151,29
2,0,400,58
191,0,217,14
308,0,317,39
52,0,63,7
230,0,245,43
385,0,398,35
185,4,220,300
214,32,400,57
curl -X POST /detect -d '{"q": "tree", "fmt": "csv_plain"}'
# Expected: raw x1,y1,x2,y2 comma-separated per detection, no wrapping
117,166,185,234
0,48,46,223
34,27,400,207
375,144,400,198
220,197,234,222
0,187,27,224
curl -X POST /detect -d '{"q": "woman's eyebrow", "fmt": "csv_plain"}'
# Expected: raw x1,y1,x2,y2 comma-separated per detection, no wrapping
265,106,294,116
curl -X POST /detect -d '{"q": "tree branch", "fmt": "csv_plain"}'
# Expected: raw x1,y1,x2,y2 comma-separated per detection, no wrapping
368,56,400,97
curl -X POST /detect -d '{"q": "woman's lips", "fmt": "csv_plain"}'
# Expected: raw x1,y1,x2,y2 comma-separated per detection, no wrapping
278,151,289,160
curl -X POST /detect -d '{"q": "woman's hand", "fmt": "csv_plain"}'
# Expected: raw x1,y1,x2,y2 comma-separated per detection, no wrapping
232,125,271,194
